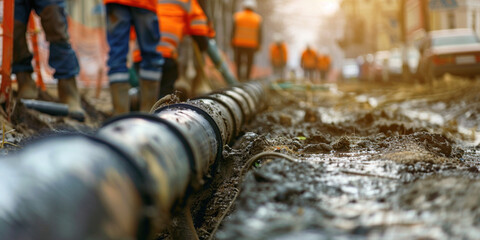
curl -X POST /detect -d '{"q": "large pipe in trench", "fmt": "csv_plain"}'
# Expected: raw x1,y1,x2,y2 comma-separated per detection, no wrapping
0,81,267,240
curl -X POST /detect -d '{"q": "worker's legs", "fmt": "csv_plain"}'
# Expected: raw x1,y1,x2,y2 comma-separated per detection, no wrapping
131,7,163,81
106,4,162,113
13,0,33,74
320,70,326,82
159,58,178,99
106,3,134,83
33,1,84,118
245,48,254,80
280,66,286,80
273,66,281,79
106,3,133,115
305,69,313,82
13,0,37,99
234,48,243,80
35,0,79,79
131,6,163,112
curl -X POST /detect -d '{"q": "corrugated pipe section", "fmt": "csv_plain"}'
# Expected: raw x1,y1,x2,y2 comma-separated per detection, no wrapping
0,81,268,240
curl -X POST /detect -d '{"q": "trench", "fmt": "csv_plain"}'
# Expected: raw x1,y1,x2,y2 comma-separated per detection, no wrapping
188,77,480,240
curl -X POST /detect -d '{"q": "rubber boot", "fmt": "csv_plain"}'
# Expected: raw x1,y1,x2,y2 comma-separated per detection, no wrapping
16,72,38,99
58,77,86,121
110,82,130,115
140,79,160,113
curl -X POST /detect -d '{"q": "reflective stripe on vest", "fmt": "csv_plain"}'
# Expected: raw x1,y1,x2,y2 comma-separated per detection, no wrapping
157,41,177,58
191,19,207,27
158,0,191,12
161,32,180,45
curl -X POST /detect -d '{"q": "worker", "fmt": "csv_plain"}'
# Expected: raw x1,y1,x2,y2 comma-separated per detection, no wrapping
104,0,164,114
301,45,317,82
231,0,262,82
132,0,211,100
13,0,85,119
317,54,331,82
269,34,288,80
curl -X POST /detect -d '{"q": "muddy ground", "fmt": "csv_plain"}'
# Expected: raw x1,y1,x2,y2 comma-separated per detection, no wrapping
194,76,480,240
1,77,479,240
0,87,110,155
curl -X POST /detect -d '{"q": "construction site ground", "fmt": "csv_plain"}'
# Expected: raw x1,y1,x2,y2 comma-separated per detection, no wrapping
194,76,480,240
1,76,480,239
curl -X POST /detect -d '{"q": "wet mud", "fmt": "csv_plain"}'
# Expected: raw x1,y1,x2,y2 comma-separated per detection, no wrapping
0,88,110,155
2,80,479,239
197,77,480,240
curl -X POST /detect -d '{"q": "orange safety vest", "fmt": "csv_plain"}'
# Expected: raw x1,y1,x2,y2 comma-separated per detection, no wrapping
317,55,331,71
301,49,317,69
104,0,157,12
133,0,210,62
270,42,287,67
232,9,262,48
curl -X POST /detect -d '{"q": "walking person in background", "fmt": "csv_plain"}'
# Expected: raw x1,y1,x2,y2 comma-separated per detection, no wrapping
317,53,331,82
104,0,164,114
13,0,85,120
231,0,262,82
269,34,288,80
301,45,317,82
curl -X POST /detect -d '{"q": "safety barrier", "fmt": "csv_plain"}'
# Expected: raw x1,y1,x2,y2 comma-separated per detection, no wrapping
0,0,13,109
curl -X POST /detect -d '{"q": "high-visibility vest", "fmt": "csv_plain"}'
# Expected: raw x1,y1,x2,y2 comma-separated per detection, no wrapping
133,0,210,61
104,0,157,12
317,55,331,71
232,9,262,48
270,42,287,67
301,49,317,69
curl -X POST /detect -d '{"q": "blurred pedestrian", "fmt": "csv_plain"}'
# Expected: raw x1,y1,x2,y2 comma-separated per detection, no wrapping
132,0,212,101
269,34,288,80
317,54,331,82
301,45,317,82
104,0,164,114
231,0,262,82
13,0,85,119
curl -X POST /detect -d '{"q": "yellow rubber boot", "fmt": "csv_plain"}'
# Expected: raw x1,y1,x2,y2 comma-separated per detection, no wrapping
16,72,38,99
58,77,86,121
110,82,131,116
140,79,160,113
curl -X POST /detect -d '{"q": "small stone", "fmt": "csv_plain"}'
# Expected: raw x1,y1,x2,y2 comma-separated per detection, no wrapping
279,113,292,126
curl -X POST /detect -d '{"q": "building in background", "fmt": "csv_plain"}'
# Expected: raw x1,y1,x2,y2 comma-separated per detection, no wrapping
339,0,401,58
428,0,480,36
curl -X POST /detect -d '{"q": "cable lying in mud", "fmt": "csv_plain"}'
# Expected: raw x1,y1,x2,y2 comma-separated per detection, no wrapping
208,152,297,240
0,81,268,239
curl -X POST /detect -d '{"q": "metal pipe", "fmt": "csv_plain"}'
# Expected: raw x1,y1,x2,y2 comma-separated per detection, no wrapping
0,81,269,239
21,99,69,116
223,89,252,123
98,114,193,229
187,98,235,144
0,135,149,240
231,87,257,119
198,93,243,141
154,104,222,179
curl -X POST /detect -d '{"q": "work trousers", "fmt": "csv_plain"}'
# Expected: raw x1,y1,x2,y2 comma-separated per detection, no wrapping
272,65,286,80
303,68,315,82
319,69,329,82
159,58,178,99
13,0,79,79
106,3,163,84
234,47,255,81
